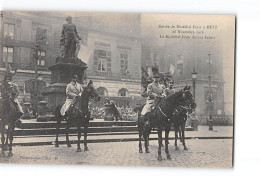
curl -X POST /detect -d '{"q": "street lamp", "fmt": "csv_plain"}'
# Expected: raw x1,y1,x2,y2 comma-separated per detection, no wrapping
207,51,213,131
191,68,197,102
1,12,4,63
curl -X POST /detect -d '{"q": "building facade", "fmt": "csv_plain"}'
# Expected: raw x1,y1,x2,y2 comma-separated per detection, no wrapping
0,11,142,109
142,40,225,115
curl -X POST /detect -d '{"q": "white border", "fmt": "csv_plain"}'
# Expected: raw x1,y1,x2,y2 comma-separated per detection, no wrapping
1,0,260,176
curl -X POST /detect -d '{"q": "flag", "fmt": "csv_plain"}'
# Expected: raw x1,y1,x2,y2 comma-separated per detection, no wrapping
169,64,175,74
77,43,92,64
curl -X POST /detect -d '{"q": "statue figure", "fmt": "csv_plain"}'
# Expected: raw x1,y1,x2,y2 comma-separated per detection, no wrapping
60,16,81,59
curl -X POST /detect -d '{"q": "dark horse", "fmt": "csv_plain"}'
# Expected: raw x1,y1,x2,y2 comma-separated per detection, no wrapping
138,86,195,161
172,92,196,151
55,81,101,152
0,93,22,157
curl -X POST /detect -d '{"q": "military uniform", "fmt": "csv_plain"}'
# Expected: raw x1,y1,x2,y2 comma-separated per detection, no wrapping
0,79,23,117
141,80,165,116
60,81,83,116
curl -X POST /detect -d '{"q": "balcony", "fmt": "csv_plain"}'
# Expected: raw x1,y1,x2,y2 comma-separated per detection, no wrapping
86,71,141,81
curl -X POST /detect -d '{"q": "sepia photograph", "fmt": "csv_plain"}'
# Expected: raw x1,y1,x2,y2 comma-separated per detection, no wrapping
0,10,235,168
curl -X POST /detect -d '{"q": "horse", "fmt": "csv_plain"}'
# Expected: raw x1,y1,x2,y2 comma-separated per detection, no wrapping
0,93,22,157
172,92,196,151
54,81,101,152
138,86,195,161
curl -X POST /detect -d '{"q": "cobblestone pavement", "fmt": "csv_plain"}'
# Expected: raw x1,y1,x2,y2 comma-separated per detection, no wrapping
0,139,233,168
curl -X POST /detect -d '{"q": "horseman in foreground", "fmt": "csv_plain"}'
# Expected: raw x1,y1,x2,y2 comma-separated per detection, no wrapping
0,65,23,157
60,75,83,118
141,72,166,126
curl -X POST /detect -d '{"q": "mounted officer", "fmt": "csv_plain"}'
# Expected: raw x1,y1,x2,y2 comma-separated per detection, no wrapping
141,73,166,118
0,68,23,119
60,75,83,117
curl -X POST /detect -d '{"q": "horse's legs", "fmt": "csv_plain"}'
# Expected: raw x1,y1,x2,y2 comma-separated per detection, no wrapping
84,124,89,151
181,121,188,150
65,120,71,147
165,125,171,159
157,128,163,161
174,123,180,150
138,114,144,153
179,126,183,143
4,126,9,151
1,121,6,157
138,131,143,153
76,122,82,152
55,117,61,147
7,124,15,157
144,126,150,153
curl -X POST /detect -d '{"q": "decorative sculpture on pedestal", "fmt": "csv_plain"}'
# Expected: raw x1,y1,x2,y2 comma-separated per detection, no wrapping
60,16,81,59
42,16,88,113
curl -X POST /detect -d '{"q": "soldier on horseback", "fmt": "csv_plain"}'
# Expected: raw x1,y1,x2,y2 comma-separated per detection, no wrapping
60,75,83,118
141,72,166,124
0,70,23,119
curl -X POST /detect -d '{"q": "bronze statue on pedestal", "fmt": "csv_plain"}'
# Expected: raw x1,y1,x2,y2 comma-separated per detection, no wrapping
60,16,81,59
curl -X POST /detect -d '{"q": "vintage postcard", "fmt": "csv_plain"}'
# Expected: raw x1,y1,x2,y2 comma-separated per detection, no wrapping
0,11,235,167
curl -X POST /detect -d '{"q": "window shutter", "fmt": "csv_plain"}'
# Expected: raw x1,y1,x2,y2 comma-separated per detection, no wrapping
93,49,98,71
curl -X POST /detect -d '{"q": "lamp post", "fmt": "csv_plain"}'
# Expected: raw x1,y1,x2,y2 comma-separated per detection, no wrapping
1,12,4,63
191,68,197,103
207,51,213,131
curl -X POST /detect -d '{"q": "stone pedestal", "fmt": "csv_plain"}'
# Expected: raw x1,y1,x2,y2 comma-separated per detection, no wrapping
42,57,87,114
36,101,49,122
22,102,31,119
191,118,199,131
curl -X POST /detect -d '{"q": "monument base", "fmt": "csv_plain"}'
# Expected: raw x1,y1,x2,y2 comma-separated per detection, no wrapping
42,57,87,114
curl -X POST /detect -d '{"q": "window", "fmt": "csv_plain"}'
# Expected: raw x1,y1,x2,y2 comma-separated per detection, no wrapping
4,23,15,39
98,58,106,72
177,55,184,75
97,87,108,96
120,53,128,73
3,47,14,63
37,50,46,66
118,88,128,97
36,28,47,44
94,49,111,72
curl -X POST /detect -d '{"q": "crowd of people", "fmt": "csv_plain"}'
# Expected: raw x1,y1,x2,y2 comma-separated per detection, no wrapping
197,115,233,126
90,106,138,121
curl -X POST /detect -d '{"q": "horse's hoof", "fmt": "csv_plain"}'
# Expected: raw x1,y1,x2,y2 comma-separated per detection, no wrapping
184,147,188,150
167,155,172,160
67,144,72,147
77,148,82,152
145,149,150,153
3,146,8,151
1,152,5,157
157,156,163,161
8,152,13,157
175,147,180,151
55,144,59,147
84,147,89,151
139,149,143,153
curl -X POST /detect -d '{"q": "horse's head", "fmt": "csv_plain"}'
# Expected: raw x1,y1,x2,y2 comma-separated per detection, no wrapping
180,85,196,113
165,85,196,113
83,80,101,102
